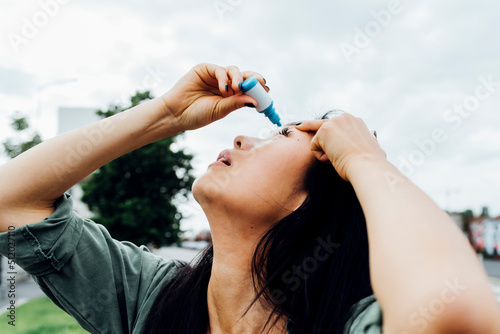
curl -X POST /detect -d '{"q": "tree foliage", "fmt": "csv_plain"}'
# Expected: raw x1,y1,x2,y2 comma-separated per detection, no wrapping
460,209,474,224
2,114,42,159
81,91,195,246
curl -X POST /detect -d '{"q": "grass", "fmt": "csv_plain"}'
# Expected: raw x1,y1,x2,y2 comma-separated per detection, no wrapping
0,297,88,333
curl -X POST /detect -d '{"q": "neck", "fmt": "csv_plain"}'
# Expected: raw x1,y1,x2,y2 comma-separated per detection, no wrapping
203,207,286,334
207,259,270,334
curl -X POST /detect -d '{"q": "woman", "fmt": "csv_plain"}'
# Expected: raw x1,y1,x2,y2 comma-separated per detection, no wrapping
0,63,499,334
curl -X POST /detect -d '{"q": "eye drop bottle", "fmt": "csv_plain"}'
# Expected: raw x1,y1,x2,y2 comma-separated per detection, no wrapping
240,77,282,127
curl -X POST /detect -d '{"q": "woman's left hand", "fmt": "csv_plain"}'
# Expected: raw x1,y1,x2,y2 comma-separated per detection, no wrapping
295,113,386,182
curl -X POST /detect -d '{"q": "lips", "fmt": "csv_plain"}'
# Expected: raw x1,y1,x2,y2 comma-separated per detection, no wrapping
215,149,232,166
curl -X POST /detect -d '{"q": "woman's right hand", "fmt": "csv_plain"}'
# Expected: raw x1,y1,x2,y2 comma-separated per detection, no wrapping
295,113,386,182
160,63,267,132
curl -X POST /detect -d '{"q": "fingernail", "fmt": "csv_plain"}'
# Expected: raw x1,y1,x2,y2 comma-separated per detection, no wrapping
265,85,270,91
263,77,267,84
238,81,242,90
295,122,303,126
374,130,377,138
245,103,256,108
225,84,229,92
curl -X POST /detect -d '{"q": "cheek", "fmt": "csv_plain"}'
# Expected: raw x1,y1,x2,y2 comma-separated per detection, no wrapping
255,154,310,194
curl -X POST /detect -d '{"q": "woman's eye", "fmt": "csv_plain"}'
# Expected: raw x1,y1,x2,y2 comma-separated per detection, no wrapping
278,127,291,137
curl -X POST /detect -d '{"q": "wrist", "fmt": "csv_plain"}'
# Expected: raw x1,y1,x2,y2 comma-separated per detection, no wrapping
158,93,184,135
117,97,180,145
345,154,394,183
144,96,182,139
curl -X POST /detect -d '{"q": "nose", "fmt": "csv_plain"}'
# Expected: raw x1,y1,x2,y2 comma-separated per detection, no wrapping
233,135,261,150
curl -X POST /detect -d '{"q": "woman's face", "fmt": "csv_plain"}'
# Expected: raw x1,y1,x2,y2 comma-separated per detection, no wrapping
193,124,317,227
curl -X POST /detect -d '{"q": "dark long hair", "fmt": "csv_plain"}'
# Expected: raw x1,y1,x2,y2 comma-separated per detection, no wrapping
145,113,373,333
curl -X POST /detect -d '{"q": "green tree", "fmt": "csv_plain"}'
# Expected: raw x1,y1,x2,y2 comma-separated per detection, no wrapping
81,91,195,246
2,114,42,158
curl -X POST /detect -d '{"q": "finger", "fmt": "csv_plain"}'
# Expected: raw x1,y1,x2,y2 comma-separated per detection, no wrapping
241,71,266,90
294,119,328,132
212,66,231,97
226,66,244,93
214,94,257,120
195,63,228,94
315,151,330,162
310,144,330,162
309,133,329,162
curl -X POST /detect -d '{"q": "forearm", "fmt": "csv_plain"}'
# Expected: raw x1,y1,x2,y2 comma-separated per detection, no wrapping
0,63,260,232
0,97,177,230
348,157,500,332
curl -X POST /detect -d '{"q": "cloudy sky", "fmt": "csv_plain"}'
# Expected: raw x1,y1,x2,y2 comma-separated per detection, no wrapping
1,0,499,232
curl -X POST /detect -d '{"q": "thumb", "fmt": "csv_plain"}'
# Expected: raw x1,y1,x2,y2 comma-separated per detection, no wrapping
310,135,330,163
214,95,257,119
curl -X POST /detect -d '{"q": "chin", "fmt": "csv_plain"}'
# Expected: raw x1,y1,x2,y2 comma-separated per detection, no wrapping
191,176,204,204
192,174,225,206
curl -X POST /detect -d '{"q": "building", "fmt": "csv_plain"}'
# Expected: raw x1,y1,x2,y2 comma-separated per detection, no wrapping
58,106,101,135
469,217,500,256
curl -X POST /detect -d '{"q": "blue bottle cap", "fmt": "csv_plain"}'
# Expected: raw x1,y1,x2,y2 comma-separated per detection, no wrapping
240,77,259,93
